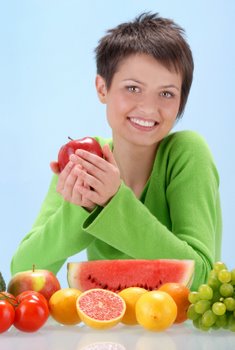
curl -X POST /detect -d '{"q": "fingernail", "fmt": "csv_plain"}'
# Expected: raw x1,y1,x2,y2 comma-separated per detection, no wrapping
69,154,77,161
76,150,84,156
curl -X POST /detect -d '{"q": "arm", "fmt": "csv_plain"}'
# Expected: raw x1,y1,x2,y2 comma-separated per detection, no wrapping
10,136,112,275
11,174,94,275
80,132,222,290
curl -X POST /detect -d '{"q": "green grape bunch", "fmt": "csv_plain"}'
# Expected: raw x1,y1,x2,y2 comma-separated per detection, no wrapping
187,261,235,332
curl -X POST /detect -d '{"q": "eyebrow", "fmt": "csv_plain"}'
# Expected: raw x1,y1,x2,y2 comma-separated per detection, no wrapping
122,79,180,91
160,84,180,91
122,78,144,85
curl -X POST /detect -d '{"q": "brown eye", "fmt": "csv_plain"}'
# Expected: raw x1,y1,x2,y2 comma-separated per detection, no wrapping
127,86,140,93
160,91,174,98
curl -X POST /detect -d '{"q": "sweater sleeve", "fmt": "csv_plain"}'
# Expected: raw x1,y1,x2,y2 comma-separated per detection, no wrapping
82,132,221,290
11,174,94,275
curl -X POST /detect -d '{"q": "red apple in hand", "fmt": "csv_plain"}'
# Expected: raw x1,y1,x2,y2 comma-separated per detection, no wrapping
58,136,103,172
7,266,61,301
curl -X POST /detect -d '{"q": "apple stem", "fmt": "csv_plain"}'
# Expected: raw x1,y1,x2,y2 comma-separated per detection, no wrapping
33,264,35,272
68,136,74,141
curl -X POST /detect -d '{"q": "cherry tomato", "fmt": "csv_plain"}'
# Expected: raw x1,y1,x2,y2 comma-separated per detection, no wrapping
0,300,15,333
14,291,49,332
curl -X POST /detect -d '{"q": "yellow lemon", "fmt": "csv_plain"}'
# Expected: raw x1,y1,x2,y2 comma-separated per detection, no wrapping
135,290,177,331
118,287,147,325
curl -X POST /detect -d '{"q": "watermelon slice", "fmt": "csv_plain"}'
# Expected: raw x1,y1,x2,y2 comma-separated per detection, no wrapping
67,259,194,292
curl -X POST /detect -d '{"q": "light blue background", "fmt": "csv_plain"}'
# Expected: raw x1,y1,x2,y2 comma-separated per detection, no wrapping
1,0,234,288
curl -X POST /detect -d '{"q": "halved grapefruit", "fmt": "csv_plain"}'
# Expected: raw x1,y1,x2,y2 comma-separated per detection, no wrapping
76,288,126,330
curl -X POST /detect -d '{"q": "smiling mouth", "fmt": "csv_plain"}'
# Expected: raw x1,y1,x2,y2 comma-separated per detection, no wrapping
128,117,159,129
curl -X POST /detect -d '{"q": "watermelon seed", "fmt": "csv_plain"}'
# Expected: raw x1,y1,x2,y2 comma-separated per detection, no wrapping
87,275,112,289
116,285,120,291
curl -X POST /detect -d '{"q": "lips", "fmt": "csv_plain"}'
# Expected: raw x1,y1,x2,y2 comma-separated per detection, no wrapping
128,117,159,130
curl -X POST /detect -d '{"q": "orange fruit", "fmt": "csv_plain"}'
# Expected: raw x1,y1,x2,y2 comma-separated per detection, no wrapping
118,287,147,325
76,288,126,330
135,290,177,331
158,282,190,323
49,288,82,325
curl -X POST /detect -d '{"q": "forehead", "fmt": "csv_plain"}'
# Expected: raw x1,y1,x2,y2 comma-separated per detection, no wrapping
114,53,182,86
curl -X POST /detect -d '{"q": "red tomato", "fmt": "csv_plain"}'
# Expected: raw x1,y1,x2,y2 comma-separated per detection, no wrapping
16,291,48,310
0,291,18,307
14,291,49,332
0,300,15,333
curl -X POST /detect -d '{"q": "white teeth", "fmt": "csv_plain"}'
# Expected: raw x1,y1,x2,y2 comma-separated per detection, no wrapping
130,117,156,127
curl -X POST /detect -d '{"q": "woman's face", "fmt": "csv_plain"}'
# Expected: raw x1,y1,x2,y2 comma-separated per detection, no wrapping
96,53,182,149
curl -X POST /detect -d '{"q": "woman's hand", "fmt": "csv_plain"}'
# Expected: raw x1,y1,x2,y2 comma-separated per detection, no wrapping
50,161,60,174
50,160,96,211
70,144,121,207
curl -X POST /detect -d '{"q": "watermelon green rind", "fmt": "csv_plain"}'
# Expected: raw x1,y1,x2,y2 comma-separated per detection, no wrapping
67,259,194,292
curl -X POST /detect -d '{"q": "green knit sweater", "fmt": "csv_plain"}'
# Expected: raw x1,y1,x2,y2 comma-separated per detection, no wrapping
11,131,222,290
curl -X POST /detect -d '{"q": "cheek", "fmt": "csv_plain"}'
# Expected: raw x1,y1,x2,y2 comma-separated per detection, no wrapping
161,99,180,120
106,103,119,129
172,96,181,113
106,95,131,119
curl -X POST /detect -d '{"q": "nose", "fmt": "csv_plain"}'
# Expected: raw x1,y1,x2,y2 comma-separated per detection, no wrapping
138,93,159,118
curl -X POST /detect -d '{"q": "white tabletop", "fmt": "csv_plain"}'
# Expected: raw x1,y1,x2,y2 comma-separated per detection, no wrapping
1,317,234,350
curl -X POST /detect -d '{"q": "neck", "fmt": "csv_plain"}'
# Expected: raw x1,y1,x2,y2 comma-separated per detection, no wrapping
112,137,159,196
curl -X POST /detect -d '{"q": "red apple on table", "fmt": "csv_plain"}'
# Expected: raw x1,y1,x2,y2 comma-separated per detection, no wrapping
58,136,103,172
7,266,61,301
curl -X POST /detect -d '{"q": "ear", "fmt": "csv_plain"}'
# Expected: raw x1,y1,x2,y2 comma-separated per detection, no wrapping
95,75,107,103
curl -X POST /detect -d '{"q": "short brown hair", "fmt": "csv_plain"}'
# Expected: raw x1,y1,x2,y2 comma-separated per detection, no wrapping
95,12,194,118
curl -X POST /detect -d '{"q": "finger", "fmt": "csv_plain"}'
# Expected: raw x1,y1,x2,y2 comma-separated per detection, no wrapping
50,161,60,174
56,161,74,192
102,144,118,166
72,178,96,209
63,167,83,200
70,153,104,179
74,167,102,192
70,176,84,203
75,184,100,204
74,149,107,171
